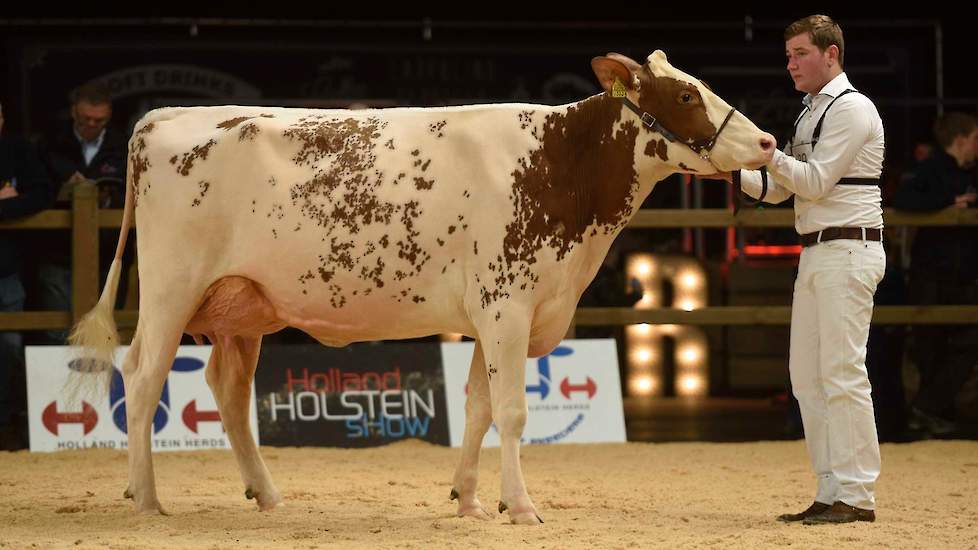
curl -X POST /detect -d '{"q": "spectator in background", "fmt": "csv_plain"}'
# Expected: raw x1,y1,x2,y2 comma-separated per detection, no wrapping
41,81,126,207
893,112,978,437
35,81,130,344
0,100,52,450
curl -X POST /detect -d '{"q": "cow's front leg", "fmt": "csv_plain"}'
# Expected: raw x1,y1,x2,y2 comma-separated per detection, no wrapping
450,340,493,520
482,322,542,525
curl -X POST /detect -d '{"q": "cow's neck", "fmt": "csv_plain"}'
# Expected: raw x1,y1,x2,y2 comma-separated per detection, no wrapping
502,94,670,300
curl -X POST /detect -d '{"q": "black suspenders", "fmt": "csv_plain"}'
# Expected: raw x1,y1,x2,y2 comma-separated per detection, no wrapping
786,89,878,186
787,89,858,149
734,88,878,211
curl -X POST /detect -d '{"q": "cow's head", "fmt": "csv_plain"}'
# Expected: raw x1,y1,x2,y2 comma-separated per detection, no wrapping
591,50,775,173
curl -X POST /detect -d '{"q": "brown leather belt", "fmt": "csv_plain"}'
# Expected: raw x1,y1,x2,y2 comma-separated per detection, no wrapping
799,227,883,247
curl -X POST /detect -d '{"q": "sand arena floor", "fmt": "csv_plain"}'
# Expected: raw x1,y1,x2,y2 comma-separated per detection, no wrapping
1,439,976,549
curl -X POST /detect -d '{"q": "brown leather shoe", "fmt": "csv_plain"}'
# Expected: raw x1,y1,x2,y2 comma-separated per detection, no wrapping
802,501,876,524
776,501,831,522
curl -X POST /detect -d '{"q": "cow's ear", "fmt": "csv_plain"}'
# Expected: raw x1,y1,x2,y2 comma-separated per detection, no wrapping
606,52,641,72
591,57,635,95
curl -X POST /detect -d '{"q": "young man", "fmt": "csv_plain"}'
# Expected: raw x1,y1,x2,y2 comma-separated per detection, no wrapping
716,14,886,524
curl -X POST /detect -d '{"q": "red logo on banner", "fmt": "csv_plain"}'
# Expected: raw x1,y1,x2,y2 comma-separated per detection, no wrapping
560,377,597,399
182,400,224,434
42,402,98,435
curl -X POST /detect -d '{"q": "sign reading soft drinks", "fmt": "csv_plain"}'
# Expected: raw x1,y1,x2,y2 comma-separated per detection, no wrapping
26,346,257,453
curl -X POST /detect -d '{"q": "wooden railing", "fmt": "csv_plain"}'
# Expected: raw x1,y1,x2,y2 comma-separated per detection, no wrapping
0,181,975,332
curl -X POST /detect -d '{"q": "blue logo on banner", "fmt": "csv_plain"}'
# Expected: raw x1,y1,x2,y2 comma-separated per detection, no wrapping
107,356,206,434
525,345,573,400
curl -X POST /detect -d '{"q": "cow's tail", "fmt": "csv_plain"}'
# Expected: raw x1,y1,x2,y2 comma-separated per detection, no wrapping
65,145,137,401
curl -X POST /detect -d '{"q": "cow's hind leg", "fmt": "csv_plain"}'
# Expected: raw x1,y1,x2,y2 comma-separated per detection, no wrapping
450,340,493,520
204,334,282,511
122,317,184,514
479,314,542,525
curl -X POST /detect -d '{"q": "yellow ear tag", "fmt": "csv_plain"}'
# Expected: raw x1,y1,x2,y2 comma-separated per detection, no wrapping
611,77,627,98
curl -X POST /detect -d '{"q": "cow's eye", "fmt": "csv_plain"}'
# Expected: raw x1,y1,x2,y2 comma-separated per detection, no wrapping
679,91,698,105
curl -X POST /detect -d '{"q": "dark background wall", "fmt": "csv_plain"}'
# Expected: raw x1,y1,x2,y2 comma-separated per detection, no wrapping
1,8,971,176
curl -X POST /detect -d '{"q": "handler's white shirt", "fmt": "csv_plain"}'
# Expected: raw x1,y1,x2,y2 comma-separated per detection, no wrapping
740,72,885,234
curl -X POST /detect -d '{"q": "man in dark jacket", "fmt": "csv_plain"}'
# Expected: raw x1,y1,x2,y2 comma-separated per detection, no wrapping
0,100,52,449
893,111,978,437
42,82,126,207
36,81,129,343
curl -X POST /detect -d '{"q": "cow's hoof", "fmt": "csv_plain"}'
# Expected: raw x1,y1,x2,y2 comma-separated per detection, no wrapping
500,501,543,525
134,500,167,515
256,492,284,512
456,499,492,520
509,510,544,525
123,487,133,500
451,489,490,519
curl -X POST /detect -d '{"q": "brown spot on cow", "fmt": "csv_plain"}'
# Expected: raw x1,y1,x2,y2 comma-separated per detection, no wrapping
284,116,434,299
174,139,218,176
130,122,155,204
655,139,668,161
217,116,254,130
644,139,657,158
395,200,429,273
643,138,668,162
360,257,386,289
267,203,285,221
414,176,434,191
238,123,260,142
191,180,211,207
428,120,447,137
678,162,696,172
498,94,639,304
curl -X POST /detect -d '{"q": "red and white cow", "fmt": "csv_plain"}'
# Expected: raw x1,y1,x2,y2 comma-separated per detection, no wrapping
71,50,774,524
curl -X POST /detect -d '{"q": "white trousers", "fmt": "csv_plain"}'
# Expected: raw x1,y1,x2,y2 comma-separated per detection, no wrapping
790,238,885,510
